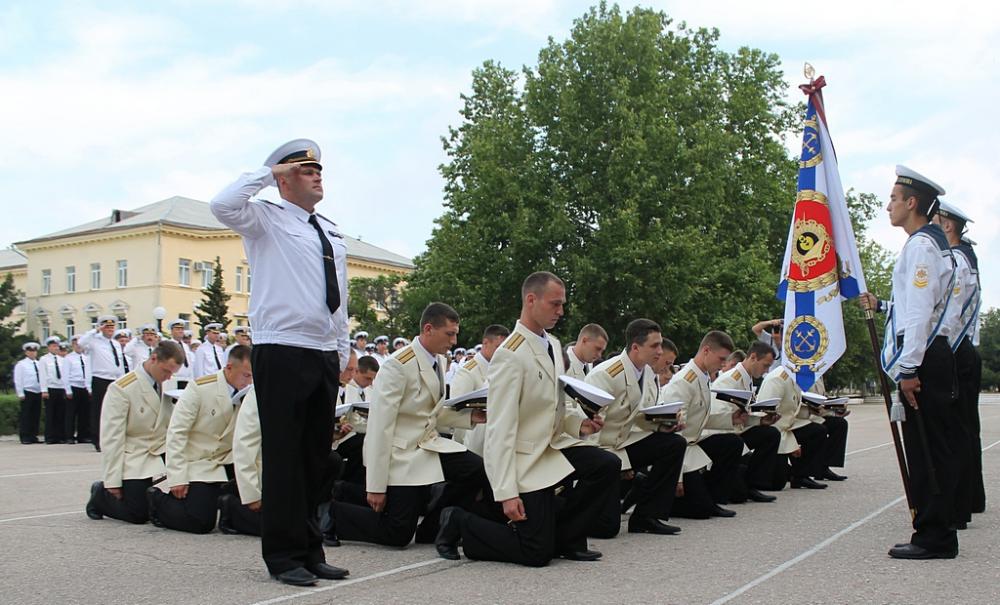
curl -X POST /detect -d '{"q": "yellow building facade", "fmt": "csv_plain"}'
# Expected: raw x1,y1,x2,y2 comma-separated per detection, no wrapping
10,197,414,339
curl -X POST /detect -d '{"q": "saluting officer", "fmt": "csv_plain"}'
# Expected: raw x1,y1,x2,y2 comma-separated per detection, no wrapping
212,139,350,586
861,165,962,560
79,315,127,452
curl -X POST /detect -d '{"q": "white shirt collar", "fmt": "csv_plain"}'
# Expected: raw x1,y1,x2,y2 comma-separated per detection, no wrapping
412,337,438,368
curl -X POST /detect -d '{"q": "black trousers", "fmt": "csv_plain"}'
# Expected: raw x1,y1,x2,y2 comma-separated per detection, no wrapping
902,336,961,552
791,423,827,479
821,416,849,470
624,432,686,519
459,445,621,566
19,391,42,443
44,388,67,443
90,377,114,449
333,450,490,547
66,387,91,441
954,338,984,517
740,425,781,491
252,345,340,575
672,433,743,518
91,479,153,524
223,496,262,536
336,433,366,486
151,482,230,534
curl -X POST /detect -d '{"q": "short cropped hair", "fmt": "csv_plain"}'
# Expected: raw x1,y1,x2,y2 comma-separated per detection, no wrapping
726,350,746,364
625,319,661,349
747,341,775,360
661,338,679,355
420,302,460,329
521,271,563,299
899,184,935,217
700,330,735,353
483,324,510,340
227,345,252,364
578,323,608,343
153,341,186,364
358,355,380,373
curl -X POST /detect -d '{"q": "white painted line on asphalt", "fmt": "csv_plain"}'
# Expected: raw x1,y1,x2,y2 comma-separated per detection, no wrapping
982,438,1000,452
246,558,449,605
845,442,891,456
709,495,906,605
0,468,98,479
0,510,82,524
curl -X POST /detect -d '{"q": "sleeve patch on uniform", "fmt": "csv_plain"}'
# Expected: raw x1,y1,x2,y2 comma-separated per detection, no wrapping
503,333,525,351
913,264,929,289
607,360,625,377
684,370,697,383
116,373,137,388
195,373,218,385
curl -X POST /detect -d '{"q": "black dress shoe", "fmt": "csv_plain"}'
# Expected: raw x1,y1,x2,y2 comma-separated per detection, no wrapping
627,516,681,535
94,444,101,452
217,495,238,534
560,548,603,561
322,532,341,547
816,469,847,481
86,481,104,520
747,489,777,503
888,543,957,559
146,487,164,527
271,567,318,586
305,562,349,580
791,477,828,490
956,521,968,530
710,504,737,518
435,506,465,560
66,438,77,445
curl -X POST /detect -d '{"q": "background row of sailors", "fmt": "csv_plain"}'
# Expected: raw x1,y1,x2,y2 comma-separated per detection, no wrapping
80,271,856,569
12,318,251,450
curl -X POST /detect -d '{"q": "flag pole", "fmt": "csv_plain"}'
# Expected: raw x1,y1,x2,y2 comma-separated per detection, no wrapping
862,308,915,519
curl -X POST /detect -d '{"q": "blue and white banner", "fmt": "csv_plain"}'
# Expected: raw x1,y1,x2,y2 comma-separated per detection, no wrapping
776,77,867,392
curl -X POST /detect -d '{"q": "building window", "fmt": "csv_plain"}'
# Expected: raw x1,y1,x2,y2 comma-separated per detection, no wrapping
91,263,101,289
41,269,51,295
66,319,75,338
201,264,214,289
246,268,252,294
41,321,50,340
117,315,127,330
235,266,243,293
117,260,127,288
90,316,98,329
179,313,190,322
178,258,191,286
66,266,76,293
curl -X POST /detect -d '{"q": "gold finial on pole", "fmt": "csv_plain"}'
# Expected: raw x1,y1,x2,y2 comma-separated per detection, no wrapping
804,62,816,81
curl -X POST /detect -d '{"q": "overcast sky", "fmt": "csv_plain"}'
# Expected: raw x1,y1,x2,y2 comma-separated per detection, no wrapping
2,1,996,309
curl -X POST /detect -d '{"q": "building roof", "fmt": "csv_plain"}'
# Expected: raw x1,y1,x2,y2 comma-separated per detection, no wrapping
18,196,415,270
0,248,27,271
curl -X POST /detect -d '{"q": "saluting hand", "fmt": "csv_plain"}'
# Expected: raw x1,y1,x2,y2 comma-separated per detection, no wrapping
367,492,387,513
502,497,527,522
271,162,302,180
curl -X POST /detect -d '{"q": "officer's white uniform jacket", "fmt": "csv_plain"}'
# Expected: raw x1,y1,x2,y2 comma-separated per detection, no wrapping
39,353,70,392
484,322,587,502
660,359,736,473
165,370,241,487
193,340,225,379
708,363,766,436
756,365,814,454
233,386,262,505
565,346,590,379
333,380,370,449
79,329,126,381
13,357,44,397
168,338,195,381
65,351,92,391
363,338,472,493
584,350,662,470
450,352,490,456
99,366,173,488
124,339,155,374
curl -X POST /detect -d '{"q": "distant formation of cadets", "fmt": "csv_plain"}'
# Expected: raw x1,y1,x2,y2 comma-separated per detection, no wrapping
6,162,973,578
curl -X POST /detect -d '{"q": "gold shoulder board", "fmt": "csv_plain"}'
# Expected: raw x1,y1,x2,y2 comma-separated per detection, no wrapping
730,370,741,381
503,333,525,351
607,360,625,377
116,373,137,388
684,370,697,383
463,359,478,371
397,347,416,364
195,373,218,385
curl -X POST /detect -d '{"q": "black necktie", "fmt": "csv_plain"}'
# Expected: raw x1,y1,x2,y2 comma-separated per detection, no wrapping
122,346,129,372
637,373,644,393
213,345,221,369
80,355,86,376
433,361,443,398
54,357,61,380
547,342,555,365
359,389,365,402
307,215,341,314
583,364,590,376
110,340,120,367
33,360,39,383
148,346,152,356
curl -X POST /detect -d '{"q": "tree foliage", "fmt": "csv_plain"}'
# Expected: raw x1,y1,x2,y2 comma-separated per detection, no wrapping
348,274,409,339
0,273,31,391
980,307,1000,391
194,256,231,337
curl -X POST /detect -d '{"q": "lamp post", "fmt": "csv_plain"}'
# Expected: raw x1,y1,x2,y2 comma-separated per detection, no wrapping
153,306,167,333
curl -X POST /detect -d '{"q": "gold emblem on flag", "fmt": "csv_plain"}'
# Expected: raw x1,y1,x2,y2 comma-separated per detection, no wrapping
784,315,829,367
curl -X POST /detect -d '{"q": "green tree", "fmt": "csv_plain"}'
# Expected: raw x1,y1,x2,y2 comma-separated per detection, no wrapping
980,307,1000,391
0,273,31,391
194,257,231,337
348,274,409,338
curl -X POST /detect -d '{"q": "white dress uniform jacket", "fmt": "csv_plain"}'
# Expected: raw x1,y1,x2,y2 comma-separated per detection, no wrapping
168,339,195,382
660,359,736,473
39,353,70,392
233,386,262,505
756,365,811,454
709,363,765,435
165,371,242,487
65,351,92,391
193,340,225,379
13,357,44,397
585,351,662,470
79,329,126,381
363,338,472,493
124,339,154,374
99,366,173,488
450,352,490,456
565,346,591,379
484,322,586,502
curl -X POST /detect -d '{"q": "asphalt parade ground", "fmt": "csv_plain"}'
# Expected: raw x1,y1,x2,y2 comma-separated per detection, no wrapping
2,397,999,605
